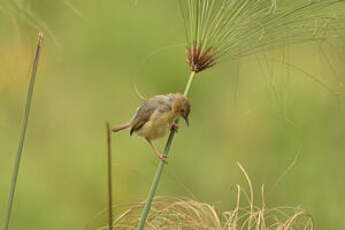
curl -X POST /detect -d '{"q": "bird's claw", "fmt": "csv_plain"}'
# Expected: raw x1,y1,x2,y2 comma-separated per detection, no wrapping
171,124,179,132
159,154,168,164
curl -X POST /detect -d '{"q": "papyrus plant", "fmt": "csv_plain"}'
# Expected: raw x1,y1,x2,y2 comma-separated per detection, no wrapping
137,0,345,229
180,0,345,72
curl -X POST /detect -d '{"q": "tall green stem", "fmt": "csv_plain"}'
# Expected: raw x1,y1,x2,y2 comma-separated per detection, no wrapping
1,33,43,230
137,71,196,230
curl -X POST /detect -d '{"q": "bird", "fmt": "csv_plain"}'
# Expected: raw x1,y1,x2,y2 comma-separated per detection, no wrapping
112,93,191,163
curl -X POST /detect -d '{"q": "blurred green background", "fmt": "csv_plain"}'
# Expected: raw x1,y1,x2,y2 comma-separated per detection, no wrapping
1,0,345,229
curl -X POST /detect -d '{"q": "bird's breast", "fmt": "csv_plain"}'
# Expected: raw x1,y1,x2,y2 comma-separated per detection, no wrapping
135,110,176,140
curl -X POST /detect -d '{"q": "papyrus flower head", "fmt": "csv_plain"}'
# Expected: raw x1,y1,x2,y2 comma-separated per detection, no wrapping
180,0,345,73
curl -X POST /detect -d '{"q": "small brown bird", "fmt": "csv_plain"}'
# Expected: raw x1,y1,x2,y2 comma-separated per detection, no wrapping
112,93,191,163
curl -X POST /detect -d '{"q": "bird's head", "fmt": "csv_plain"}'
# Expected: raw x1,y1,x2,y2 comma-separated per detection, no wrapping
171,93,191,126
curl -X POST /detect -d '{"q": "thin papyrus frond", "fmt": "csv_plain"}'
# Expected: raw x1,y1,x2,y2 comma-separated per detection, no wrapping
180,0,345,72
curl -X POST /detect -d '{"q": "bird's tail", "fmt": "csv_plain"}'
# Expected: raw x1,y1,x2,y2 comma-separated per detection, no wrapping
112,122,131,132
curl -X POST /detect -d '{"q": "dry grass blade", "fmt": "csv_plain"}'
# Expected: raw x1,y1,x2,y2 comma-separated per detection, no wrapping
106,123,113,230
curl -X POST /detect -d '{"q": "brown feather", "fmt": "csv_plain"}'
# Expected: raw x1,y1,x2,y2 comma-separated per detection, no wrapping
130,95,172,135
112,122,131,132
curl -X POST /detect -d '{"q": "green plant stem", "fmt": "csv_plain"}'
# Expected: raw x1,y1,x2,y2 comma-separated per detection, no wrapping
1,32,43,230
137,71,196,230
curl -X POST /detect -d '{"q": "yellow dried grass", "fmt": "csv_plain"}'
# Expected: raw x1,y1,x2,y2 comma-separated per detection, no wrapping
98,162,313,230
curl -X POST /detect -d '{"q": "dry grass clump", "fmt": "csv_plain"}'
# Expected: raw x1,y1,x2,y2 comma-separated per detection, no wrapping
102,163,313,230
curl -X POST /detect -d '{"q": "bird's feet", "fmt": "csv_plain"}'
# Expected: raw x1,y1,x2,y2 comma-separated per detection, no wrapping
171,123,179,132
159,154,168,164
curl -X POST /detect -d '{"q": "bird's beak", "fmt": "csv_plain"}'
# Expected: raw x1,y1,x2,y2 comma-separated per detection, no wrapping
183,116,189,126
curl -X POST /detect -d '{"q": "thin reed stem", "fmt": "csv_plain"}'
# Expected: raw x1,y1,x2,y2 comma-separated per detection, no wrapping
106,123,113,230
1,32,43,230
137,71,196,230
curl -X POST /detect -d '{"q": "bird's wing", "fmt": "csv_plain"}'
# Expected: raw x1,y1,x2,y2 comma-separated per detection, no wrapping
130,95,171,135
